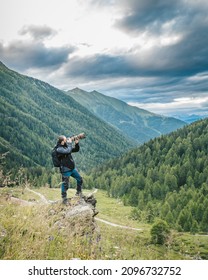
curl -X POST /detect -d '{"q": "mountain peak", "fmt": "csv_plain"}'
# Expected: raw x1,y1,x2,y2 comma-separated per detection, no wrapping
70,87,89,95
72,87,81,91
67,89,186,144
90,90,99,94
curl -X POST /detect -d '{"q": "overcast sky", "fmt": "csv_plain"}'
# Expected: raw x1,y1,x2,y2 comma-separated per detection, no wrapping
0,0,208,118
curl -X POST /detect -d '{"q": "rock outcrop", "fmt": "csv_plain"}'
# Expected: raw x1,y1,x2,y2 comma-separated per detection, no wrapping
4,190,99,240
49,194,99,238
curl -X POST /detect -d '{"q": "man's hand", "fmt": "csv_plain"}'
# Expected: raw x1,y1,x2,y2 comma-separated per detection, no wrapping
67,137,72,143
75,139,79,144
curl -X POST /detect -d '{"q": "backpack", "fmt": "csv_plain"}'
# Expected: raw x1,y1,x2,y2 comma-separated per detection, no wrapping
51,146,61,167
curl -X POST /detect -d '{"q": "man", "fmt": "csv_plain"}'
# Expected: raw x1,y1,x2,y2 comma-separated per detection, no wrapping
56,135,83,204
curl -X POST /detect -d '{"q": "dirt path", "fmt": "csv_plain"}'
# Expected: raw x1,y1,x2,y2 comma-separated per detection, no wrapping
25,188,143,232
95,217,142,231
26,188,50,204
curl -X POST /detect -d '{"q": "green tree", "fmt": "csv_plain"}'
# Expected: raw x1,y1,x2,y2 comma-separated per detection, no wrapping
200,208,208,232
190,220,199,234
164,174,178,191
129,187,139,206
150,219,170,245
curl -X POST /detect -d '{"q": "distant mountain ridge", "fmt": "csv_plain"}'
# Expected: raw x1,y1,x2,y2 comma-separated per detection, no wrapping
67,88,186,144
0,61,133,173
172,114,208,123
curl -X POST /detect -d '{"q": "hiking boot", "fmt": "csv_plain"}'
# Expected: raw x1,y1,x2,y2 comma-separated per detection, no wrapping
62,198,71,205
75,191,85,198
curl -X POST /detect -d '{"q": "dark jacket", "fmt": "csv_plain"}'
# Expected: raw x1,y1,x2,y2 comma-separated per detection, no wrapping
56,142,79,172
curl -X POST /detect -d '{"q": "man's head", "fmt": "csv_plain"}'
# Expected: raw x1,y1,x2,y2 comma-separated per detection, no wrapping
58,135,67,145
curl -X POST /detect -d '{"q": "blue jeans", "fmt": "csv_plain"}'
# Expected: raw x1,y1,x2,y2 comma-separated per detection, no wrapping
61,169,83,199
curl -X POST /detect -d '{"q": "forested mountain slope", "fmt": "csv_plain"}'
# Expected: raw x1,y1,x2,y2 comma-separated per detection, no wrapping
67,88,186,144
86,118,208,232
0,62,133,173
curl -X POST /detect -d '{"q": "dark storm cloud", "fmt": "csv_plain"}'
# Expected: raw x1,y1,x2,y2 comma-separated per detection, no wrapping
55,1,208,84
0,24,76,72
122,74,208,107
113,0,208,76
63,54,138,78
0,1,207,117
19,25,57,40
163,12,208,74
1,1,207,85
0,40,75,71
63,32,208,80
142,26,208,77
115,0,182,34
62,51,207,112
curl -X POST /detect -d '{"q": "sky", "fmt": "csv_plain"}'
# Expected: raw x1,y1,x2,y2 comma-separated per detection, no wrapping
0,0,208,118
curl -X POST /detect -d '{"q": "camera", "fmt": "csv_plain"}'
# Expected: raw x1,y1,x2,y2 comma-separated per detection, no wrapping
70,132,86,141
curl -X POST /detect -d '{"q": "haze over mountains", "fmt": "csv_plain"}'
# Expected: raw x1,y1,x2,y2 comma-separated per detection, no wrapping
171,114,208,124
67,88,186,144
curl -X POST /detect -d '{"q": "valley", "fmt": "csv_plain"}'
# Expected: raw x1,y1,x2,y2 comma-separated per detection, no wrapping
1,61,208,260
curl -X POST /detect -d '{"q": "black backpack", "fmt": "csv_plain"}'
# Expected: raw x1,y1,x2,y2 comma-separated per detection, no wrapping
51,146,62,167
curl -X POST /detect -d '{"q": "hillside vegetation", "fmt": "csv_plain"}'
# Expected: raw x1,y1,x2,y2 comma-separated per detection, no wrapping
86,118,208,233
0,61,133,176
68,88,186,144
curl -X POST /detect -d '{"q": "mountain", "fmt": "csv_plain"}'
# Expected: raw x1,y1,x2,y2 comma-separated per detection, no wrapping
0,62,134,174
172,114,208,123
86,118,208,233
67,88,186,144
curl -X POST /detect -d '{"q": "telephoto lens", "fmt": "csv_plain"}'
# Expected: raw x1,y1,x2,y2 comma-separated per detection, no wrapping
70,133,86,141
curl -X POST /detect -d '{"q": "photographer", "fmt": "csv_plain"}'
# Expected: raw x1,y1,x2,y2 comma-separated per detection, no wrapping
56,135,83,204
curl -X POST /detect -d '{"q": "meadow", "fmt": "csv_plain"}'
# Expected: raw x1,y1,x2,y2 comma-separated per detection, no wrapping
0,186,207,260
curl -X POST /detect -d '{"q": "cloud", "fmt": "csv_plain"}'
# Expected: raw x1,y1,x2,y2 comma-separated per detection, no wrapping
41,0,208,87
19,25,57,40
128,96,208,116
89,0,115,7
62,54,139,79
112,1,208,77
0,40,74,71
115,0,182,35
1,2,207,82
58,28,208,81
0,1,207,117
0,24,77,73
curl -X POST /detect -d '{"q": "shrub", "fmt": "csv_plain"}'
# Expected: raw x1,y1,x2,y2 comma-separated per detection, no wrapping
150,219,170,245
